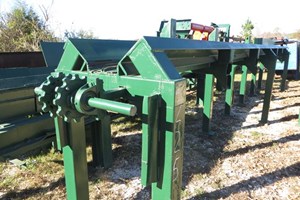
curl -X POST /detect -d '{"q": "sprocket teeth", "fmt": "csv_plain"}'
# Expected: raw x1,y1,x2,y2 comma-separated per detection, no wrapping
56,104,64,116
60,81,68,89
43,81,51,87
49,111,57,118
38,95,45,102
63,116,70,122
73,117,81,123
35,73,64,116
79,75,86,81
53,72,63,78
54,86,59,93
41,104,49,112
46,76,54,82
63,111,71,122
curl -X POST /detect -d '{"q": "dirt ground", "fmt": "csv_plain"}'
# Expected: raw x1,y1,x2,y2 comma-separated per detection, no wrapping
0,74,299,200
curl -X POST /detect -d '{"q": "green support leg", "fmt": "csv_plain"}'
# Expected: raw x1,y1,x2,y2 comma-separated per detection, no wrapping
249,71,257,96
261,59,277,123
257,63,264,91
196,74,205,106
141,95,160,186
203,74,214,134
239,65,248,104
141,81,186,200
62,118,89,200
54,117,67,151
152,81,185,200
225,65,236,115
280,53,290,92
91,115,112,168
215,79,223,92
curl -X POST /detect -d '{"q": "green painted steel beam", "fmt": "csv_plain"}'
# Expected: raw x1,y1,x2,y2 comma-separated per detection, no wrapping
0,114,54,156
0,87,37,120
0,67,53,91
142,37,285,51
0,133,54,160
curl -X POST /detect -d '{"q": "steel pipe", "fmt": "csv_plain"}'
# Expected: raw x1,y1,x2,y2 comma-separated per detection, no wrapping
87,97,137,116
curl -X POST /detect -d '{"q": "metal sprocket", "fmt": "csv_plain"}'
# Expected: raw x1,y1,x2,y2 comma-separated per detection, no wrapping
35,72,64,117
53,74,86,122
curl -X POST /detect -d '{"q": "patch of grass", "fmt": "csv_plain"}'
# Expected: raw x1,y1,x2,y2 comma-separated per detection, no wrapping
193,173,205,180
233,132,247,139
24,147,63,175
0,162,5,172
251,131,263,138
111,116,141,135
272,142,279,148
195,187,205,195
211,178,223,189
181,189,190,199
181,187,205,199
0,176,17,188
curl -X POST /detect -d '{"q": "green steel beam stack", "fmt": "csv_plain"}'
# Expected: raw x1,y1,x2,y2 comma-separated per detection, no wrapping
0,42,70,159
35,36,287,199
0,51,59,159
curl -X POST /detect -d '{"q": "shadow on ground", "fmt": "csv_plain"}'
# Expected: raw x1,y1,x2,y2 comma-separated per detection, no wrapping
189,162,300,199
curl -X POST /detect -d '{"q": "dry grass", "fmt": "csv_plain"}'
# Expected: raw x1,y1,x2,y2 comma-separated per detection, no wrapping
0,73,299,199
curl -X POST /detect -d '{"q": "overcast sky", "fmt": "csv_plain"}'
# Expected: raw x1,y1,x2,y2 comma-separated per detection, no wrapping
0,0,299,40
